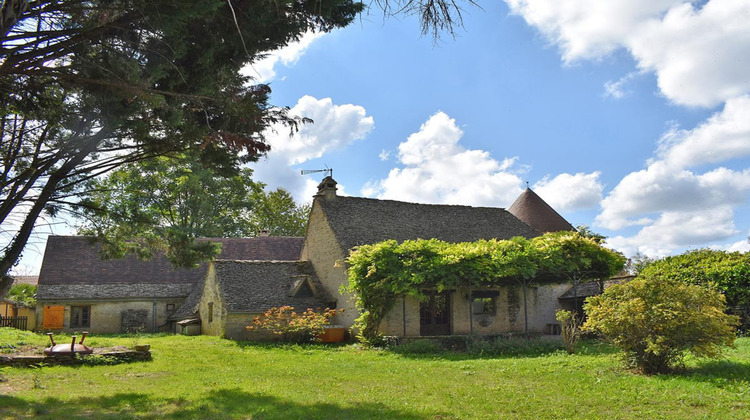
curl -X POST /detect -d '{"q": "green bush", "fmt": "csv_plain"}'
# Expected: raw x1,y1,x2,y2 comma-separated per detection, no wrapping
583,275,739,374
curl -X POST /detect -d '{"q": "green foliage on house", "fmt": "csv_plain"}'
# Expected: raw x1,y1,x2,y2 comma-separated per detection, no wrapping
345,231,625,342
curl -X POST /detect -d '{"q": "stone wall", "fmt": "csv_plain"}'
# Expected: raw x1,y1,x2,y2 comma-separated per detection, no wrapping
301,200,358,328
379,284,569,336
224,313,258,340
35,299,184,333
199,264,225,337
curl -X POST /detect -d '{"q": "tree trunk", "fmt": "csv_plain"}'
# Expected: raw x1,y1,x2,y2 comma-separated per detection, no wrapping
0,133,103,298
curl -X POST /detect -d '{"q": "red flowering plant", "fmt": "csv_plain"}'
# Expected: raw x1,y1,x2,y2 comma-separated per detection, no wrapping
246,306,339,343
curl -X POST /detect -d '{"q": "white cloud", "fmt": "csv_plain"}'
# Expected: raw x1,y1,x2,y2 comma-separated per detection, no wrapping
363,112,526,206
724,237,750,253
607,206,740,258
506,0,750,107
251,96,374,202
628,0,750,107
603,72,639,99
596,95,750,255
241,32,325,83
533,172,603,211
263,95,374,165
656,95,750,168
378,149,390,161
596,163,750,230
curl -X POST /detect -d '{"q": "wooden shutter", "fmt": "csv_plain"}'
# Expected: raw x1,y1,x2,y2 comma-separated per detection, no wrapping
43,305,65,329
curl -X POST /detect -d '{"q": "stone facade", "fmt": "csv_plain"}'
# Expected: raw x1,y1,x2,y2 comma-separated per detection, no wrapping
199,264,225,337
378,284,569,336
301,200,358,328
35,299,183,333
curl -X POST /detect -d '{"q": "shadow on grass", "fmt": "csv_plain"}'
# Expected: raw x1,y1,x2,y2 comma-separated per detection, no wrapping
0,388,437,419
654,359,750,390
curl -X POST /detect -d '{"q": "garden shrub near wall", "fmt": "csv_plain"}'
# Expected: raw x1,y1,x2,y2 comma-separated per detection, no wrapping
583,275,738,374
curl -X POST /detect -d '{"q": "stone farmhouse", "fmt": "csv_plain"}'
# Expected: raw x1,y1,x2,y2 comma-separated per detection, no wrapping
36,176,579,339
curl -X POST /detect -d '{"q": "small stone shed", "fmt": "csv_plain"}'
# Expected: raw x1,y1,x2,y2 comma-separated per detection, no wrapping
35,236,303,333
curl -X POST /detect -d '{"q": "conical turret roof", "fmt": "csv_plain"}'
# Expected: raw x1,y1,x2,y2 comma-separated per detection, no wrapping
507,188,575,233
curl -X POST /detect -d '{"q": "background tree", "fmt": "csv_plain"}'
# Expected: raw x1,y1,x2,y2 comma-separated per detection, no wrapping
77,153,310,266
0,0,362,297
584,276,738,374
638,249,750,329
624,252,655,275
252,189,311,237
575,225,607,245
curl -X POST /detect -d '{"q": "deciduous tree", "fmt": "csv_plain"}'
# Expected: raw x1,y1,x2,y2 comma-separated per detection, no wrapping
639,249,750,329
76,153,310,267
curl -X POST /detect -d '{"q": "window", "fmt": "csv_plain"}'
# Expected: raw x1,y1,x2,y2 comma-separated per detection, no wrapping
472,297,496,315
70,306,91,328
471,291,499,315
207,302,214,323
166,303,175,312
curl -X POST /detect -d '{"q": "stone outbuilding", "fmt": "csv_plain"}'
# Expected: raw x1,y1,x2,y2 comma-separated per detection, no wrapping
35,236,303,333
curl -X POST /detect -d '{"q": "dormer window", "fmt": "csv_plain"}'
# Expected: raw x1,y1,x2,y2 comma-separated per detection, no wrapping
291,276,316,297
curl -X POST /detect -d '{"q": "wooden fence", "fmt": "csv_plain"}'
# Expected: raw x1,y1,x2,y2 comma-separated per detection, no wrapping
0,316,28,330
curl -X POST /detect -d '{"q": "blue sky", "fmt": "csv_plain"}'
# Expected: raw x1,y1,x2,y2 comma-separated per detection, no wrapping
249,0,750,259
11,0,750,273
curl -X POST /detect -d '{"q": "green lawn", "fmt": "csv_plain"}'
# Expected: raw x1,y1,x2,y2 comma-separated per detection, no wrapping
1,329,749,419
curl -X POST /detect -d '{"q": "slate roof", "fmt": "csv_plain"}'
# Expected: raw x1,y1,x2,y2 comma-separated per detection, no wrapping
38,236,303,286
507,188,575,233
11,276,38,285
317,196,541,253
558,275,635,299
213,260,328,313
37,236,304,301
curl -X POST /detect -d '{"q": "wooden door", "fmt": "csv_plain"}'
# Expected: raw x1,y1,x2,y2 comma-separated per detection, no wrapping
43,305,65,329
420,292,451,336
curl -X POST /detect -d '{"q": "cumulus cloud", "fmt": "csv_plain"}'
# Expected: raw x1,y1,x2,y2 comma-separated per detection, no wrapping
595,97,750,254
596,96,750,234
506,0,750,107
533,172,603,211
251,96,374,202
606,206,740,258
241,32,325,83
656,96,750,168
362,112,527,206
603,72,639,99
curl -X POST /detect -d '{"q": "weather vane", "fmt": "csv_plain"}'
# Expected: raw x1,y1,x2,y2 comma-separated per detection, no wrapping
300,166,333,178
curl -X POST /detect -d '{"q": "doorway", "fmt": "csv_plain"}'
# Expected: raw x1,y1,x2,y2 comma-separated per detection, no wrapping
420,292,451,336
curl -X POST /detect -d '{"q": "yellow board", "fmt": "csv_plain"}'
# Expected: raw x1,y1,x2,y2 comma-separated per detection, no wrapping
43,305,64,329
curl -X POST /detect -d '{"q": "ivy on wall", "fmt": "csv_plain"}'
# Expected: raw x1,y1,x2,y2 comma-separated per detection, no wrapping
344,231,626,342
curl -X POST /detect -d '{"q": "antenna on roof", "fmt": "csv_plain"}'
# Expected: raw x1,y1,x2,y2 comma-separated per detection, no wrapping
300,166,332,178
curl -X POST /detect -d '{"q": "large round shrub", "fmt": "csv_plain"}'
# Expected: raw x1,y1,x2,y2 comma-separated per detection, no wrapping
583,276,738,374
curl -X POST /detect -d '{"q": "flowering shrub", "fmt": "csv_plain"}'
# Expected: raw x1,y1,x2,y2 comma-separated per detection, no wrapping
246,306,338,343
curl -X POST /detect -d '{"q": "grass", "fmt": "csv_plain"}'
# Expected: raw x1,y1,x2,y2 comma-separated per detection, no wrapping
1,329,749,419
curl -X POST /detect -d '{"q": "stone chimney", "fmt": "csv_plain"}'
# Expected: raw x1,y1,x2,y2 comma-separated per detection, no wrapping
316,176,337,200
